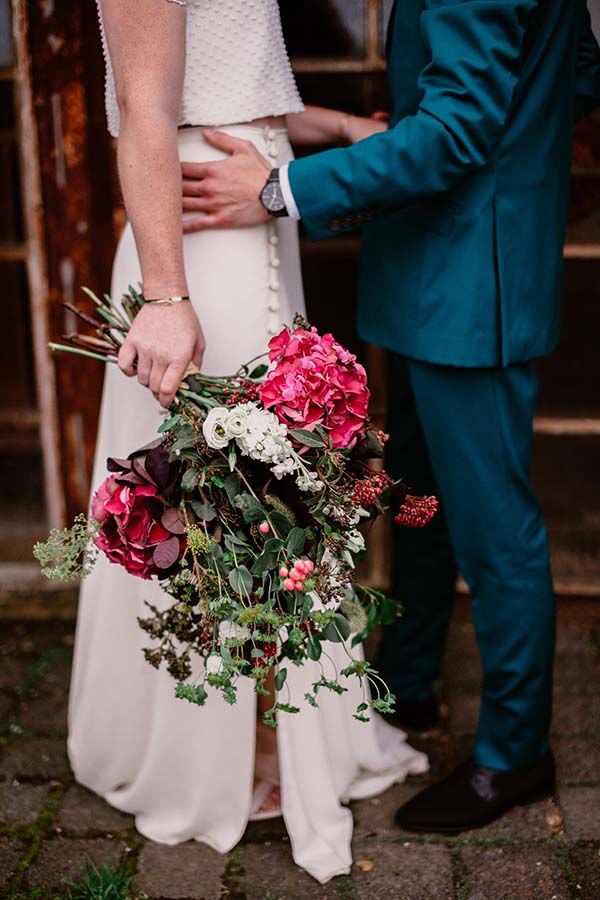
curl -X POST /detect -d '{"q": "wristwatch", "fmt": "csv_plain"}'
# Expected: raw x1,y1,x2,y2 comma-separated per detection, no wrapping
260,168,289,218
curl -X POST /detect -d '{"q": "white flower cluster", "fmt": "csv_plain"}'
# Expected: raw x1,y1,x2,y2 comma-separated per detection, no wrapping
203,403,300,480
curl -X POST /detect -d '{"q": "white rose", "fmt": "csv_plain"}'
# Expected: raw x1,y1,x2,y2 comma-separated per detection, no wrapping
225,407,250,438
206,653,224,675
219,620,251,643
202,407,231,449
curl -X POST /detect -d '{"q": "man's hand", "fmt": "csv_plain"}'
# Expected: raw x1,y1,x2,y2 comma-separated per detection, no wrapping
182,129,271,234
118,301,205,408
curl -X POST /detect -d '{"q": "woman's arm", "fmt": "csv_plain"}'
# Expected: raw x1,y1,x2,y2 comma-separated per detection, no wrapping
285,105,388,147
101,0,205,407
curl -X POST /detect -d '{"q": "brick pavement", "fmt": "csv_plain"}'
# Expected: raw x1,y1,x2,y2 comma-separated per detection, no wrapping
0,611,599,899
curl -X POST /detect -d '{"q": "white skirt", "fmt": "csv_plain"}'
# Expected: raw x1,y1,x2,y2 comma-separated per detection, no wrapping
67,124,428,885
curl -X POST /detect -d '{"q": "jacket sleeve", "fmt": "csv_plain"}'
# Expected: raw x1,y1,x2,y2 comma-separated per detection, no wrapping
575,8,600,121
287,0,537,241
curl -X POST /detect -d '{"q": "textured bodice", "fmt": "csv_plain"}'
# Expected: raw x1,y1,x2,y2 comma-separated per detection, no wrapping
96,0,304,138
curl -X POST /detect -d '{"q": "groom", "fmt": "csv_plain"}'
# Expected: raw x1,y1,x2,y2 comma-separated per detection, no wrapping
180,1,600,832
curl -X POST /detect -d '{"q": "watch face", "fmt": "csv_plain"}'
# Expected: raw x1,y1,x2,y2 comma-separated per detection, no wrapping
261,181,286,214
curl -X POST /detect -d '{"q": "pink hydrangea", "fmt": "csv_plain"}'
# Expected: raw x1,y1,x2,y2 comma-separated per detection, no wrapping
91,475,184,580
258,327,370,448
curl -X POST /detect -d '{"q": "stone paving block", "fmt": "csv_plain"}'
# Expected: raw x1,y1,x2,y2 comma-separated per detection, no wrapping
57,784,134,834
558,787,600,839
0,656,28,691
27,838,124,889
0,782,51,826
352,784,421,837
554,652,600,693
569,846,600,900
554,737,600,784
552,694,600,735
237,842,336,899
461,845,569,900
0,837,21,887
352,842,453,900
0,692,15,722
135,841,225,899
0,737,70,780
460,798,558,841
17,691,69,732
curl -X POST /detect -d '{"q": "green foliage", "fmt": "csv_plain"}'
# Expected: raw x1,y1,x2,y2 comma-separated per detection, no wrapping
175,682,208,706
64,861,134,900
33,514,100,581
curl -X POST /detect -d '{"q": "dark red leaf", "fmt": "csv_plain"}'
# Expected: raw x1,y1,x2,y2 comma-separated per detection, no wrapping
153,536,181,569
106,457,132,473
146,447,171,489
161,508,187,534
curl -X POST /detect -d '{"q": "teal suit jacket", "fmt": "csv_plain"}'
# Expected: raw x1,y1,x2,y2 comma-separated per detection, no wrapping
288,1,600,366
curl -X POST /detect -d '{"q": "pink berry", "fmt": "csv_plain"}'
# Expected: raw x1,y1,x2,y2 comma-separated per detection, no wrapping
294,581,304,591
294,560,308,574
259,521,270,534
283,578,295,591
304,560,314,573
279,566,289,578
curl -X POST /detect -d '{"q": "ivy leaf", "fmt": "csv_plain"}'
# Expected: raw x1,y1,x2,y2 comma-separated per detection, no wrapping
233,493,265,524
190,501,217,522
153,536,181,570
274,667,287,691
289,428,324,448
286,527,306,558
228,565,253,596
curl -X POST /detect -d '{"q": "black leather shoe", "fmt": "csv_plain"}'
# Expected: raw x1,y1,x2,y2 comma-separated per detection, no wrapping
395,750,555,834
387,695,441,732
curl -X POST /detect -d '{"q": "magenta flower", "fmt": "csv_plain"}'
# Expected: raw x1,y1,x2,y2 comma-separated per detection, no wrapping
258,327,370,448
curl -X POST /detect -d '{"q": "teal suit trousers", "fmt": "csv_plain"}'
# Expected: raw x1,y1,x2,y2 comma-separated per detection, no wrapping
377,355,555,770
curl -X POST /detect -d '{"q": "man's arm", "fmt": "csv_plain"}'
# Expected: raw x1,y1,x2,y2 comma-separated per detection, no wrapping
575,7,600,121
288,0,537,241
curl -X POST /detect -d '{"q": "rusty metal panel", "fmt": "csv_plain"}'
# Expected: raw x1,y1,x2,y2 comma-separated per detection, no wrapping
24,0,119,521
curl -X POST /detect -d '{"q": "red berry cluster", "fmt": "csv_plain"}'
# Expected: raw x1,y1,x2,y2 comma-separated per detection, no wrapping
256,641,278,668
352,471,390,506
394,495,439,528
223,381,260,406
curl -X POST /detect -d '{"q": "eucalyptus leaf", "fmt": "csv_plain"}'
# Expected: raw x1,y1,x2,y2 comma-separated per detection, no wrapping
181,468,199,492
249,363,269,380
251,550,278,576
289,428,324,448
224,472,241,503
307,635,322,661
228,565,253,596
286,527,305,558
190,501,217,522
274,668,287,691
380,596,398,625
323,614,352,644
170,427,197,452
268,510,293,537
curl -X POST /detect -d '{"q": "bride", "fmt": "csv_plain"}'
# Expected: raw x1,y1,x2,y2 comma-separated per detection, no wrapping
68,0,428,885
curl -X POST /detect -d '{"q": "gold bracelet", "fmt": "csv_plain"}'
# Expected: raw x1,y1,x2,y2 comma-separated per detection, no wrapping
143,294,191,306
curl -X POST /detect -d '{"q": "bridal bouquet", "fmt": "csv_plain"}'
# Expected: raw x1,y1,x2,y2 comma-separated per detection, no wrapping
35,288,438,724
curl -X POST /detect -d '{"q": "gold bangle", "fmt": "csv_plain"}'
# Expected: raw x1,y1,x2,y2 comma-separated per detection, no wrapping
143,294,191,306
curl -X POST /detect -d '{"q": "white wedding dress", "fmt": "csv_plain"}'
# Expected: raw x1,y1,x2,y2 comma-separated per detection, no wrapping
68,0,428,885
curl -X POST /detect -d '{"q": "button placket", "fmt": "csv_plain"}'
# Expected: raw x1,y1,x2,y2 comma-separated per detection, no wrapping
264,127,282,337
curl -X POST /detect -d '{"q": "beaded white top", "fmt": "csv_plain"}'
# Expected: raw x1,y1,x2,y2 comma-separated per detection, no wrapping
96,0,304,138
